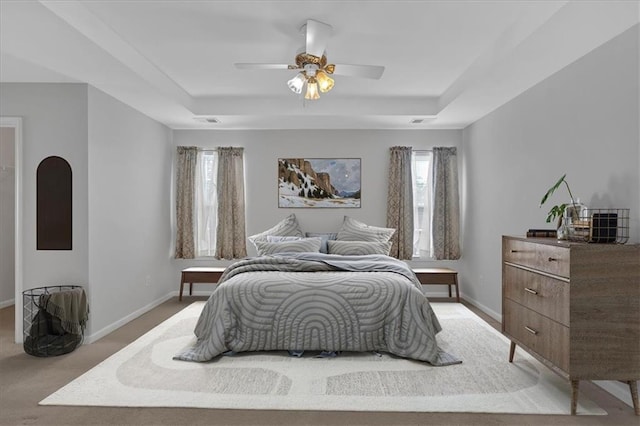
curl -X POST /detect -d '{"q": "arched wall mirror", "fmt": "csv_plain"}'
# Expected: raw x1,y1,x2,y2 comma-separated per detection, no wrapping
37,156,72,250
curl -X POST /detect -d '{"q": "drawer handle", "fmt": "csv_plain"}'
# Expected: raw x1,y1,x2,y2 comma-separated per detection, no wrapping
510,250,519,253
548,257,558,262
524,326,539,335
524,287,539,296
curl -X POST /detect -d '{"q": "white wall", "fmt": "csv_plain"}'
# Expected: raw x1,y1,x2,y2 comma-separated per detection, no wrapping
0,127,15,306
171,129,463,281
461,25,640,319
87,86,174,339
0,83,90,299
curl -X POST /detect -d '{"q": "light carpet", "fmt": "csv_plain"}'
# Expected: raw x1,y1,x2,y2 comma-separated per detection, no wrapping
40,302,606,415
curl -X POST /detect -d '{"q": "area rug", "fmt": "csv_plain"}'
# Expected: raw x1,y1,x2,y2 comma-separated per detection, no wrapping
40,302,605,415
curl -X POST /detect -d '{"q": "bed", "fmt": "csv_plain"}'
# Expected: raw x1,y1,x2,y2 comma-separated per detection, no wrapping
174,252,459,366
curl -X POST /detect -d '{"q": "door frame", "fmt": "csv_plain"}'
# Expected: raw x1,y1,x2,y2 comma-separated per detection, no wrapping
1,117,23,343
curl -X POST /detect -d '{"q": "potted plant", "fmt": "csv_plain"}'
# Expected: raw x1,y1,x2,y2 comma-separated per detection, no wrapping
539,174,580,229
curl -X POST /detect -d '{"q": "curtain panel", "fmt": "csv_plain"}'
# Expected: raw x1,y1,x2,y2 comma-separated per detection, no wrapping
386,146,414,260
174,146,198,259
431,147,461,260
215,147,247,259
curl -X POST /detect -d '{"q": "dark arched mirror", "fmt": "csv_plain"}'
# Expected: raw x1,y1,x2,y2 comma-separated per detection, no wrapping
37,156,72,250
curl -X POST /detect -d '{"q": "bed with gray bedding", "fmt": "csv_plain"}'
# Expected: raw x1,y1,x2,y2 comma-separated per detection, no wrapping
174,253,459,366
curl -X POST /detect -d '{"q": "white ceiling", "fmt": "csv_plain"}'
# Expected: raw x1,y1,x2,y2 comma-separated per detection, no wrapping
1,1,638,130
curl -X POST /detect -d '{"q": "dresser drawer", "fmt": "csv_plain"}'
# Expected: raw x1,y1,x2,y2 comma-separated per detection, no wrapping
503,238,570,278
503,299,569,373
503,264,569,326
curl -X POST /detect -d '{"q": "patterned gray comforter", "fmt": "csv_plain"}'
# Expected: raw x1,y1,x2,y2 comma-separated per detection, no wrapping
174,253,459,365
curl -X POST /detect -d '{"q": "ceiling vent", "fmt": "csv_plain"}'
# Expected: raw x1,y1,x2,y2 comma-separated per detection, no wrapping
194,117,220,124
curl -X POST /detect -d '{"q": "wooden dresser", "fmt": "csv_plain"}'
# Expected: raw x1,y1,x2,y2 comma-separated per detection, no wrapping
502,236,639,415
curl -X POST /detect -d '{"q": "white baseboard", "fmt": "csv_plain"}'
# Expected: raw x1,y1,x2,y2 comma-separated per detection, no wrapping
459,294,502,322
0,298,15,309
84,293,174,344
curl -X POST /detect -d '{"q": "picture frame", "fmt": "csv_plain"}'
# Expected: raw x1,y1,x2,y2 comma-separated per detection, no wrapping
278,158,361,208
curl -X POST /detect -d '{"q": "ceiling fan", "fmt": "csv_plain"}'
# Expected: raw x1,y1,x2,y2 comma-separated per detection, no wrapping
234,19,385,100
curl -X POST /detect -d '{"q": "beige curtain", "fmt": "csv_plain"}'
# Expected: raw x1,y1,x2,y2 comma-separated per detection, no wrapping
431,147,461,260
175,146,198,259
215,147,247,259
386,146,414,260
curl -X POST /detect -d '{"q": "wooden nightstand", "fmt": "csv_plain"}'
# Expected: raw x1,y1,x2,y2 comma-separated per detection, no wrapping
412,268,460,302
179,267,225,301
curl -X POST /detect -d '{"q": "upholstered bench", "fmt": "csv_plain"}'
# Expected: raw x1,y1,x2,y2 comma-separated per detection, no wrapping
179,267,225,301
412,267,460,302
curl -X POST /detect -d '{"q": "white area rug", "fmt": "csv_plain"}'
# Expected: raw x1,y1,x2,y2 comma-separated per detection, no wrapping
40,302,606,415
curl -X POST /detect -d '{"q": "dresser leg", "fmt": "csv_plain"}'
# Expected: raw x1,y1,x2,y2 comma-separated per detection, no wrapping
508,341,516,362
571,380,579,415
628,380,639,416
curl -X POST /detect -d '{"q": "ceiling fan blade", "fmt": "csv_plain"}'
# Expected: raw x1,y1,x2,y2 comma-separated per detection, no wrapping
305,19,332,58
331,64,385,79
234,63,293,70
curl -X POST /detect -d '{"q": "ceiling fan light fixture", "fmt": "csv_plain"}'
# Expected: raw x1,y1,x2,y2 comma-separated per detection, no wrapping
316,70,334,93
304,76,320,100
287,72,305,94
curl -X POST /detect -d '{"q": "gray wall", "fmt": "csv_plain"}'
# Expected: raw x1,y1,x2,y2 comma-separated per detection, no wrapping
0,83,174,340
0,127,15,306
0,83,90,304
87,86,174,339
461,25,640,319
170,129,464,293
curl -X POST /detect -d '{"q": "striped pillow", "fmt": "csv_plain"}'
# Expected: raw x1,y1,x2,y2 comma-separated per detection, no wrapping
336,216,395,243
255,237,322,256
327,240,392,256
248,214,304,248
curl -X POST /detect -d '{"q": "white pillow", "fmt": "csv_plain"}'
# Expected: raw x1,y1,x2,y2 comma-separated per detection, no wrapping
336,216,395,243
327,240,392,256
248,214,304,249
255,237,322,256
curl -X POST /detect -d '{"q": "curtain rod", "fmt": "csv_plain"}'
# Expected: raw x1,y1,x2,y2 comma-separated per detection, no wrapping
413,149,432,153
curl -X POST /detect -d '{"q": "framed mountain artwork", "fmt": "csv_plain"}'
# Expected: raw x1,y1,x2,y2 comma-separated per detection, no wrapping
278,158,361,208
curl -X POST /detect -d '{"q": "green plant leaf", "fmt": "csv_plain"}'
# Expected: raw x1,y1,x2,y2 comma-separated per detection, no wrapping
540,174,567,206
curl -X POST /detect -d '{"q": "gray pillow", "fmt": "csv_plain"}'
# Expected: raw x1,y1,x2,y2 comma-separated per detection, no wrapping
305,232,338,254
327,240,392,256
255,237,322,256
267,235,302,243
248,214,304,249
336,216,395,243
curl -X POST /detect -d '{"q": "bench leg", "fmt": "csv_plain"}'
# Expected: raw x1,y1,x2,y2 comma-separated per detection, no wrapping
189,283,193,296
179,280,184,302
453,274,460,303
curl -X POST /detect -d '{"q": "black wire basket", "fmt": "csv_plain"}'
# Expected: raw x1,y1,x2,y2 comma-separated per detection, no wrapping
22,285,86,357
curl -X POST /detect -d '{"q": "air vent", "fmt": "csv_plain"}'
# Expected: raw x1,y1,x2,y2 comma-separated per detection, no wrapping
194,117,220,124
411,118,425,124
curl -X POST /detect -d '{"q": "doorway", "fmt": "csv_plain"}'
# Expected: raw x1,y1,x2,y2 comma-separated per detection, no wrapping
0,117,23,343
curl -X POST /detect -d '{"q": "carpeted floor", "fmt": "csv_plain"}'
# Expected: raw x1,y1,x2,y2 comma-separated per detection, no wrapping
1,297,638,425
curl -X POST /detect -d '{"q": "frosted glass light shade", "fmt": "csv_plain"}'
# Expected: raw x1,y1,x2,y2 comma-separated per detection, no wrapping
316,70,334,93
305,77,320,100
287,73,305,94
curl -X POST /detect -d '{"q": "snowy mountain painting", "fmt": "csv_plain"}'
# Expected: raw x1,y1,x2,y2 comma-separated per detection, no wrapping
278,158,361,208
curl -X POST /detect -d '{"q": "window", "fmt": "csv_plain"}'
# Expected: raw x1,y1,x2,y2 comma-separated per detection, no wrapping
412,151,432,258
194,150,218,256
